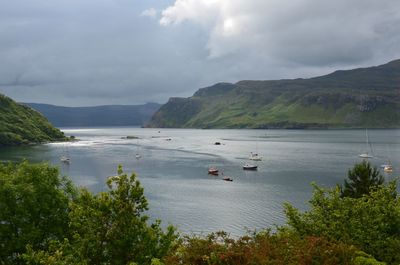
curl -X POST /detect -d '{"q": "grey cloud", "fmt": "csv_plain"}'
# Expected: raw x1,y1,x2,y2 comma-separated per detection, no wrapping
0,0,399,106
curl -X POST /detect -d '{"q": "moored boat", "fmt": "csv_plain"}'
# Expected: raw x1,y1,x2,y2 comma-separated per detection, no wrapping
243,163,258,170
249,152,262,161
222,176,233,181
208,167,219,175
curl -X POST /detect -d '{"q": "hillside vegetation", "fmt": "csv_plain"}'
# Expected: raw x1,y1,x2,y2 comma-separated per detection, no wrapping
148,59,400,128
0,94,66,146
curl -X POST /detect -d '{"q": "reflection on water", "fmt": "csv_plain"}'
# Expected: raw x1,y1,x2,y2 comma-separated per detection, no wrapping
0,128,399,236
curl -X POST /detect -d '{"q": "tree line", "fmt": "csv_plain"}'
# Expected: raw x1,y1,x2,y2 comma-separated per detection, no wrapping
0,160,398,264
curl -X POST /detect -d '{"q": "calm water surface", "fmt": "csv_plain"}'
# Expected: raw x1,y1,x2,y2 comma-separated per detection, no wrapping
1,128,399,236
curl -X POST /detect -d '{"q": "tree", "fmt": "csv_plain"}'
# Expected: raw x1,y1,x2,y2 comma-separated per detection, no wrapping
23,165,178,265
341,160,384,198
0,162,76,264
285,182,400,264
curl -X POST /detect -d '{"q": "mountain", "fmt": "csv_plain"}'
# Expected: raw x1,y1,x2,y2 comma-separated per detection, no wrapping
148,59,400,129
0,94,66,147
25,103,161,127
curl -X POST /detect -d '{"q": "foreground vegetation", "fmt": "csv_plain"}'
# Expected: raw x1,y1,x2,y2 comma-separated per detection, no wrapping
0,161,398,264
0,94,67,147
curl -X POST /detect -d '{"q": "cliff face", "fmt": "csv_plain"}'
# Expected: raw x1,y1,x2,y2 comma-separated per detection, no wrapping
147,60,400,129
0,94,66,147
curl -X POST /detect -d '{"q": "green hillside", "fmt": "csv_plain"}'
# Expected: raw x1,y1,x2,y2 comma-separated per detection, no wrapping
148,59,400,128
0,94,67,146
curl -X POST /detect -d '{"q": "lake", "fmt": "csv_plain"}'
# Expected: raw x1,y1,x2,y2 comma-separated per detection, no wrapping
1,128,399,236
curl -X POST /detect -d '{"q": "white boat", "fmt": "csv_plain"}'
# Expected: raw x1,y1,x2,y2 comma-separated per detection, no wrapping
359,153,374,159
383,164,393,173
249,152,262,161
243,163,258,170
135,154,142,159
359,129,374,159
60,156,70,164
382,160,393,172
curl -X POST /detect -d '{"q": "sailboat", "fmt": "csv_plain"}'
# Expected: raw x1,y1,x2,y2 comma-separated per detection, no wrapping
249,135,263,161
359,129,374,159
60,144,70,164
135,139,142,160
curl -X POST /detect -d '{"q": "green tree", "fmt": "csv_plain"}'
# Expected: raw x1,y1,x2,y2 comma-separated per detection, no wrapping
285,182,400,264
0,162,76,264
341,160,384,198
23,165,178,265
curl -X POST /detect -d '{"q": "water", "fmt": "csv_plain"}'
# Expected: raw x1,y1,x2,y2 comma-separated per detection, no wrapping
0,128,399,236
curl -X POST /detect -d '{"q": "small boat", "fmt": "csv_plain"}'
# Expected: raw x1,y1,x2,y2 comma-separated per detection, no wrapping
359,129,374,159
214,142,221,145
135,154,142,159
359,153,373,158
383,160,393,173
222,176,233,181
249,152,262,161
243,163,258,170
208,167,219,176
384,165,393,173
60,156,70,164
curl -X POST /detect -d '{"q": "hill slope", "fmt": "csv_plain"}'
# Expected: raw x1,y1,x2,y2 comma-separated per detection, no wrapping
0,94,66,146
25,103,161,127
148,59,400,129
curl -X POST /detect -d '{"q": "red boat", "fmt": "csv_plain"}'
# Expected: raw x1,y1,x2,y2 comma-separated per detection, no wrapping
208,167,219,175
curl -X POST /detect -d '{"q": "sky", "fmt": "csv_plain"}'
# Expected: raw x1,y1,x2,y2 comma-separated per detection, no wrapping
0,0,399,106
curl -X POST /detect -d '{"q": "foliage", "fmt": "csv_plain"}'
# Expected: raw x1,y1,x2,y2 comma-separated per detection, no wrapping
21,165,178,265
148,59,400,129
285,182,400,264
163,230,382,265
341,160,385,198
2,161,399,264
0,162,77,264
0,93,66,147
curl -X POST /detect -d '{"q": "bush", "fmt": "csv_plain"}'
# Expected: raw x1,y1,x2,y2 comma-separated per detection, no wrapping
163,230,379,265
285,182,400,264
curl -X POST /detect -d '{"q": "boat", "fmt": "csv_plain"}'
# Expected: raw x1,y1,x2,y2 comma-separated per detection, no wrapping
135,139,142,160
249,135,263,161
243,163,258,170
384,164,393,173
359,129,374,159
249,152,262,161
222,176,233,181
60,156,70,164
60,144,71,164
382,160,393,173
208,167,219,176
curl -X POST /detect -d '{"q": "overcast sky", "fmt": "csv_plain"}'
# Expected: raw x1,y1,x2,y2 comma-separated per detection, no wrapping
0,0,399,106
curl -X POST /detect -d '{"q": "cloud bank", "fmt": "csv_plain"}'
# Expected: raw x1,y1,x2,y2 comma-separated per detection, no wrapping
0,0,399,106
160,0,400,63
